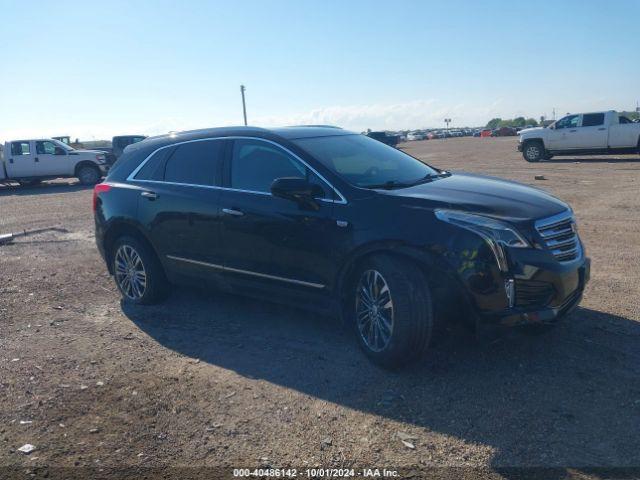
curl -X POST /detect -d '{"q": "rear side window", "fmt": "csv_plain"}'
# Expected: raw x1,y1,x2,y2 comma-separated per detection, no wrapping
163,140,224,186
11,141,30,155
619,116,632,124
582,113,605,127
134,147,174,181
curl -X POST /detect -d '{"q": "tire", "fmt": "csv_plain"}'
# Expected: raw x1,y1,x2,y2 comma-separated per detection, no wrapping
523,141,545,162
77,165,101,185
351,254,434,368
112,235,169,305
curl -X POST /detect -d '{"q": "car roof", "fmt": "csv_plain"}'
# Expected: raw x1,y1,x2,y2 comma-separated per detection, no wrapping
144,125,354,144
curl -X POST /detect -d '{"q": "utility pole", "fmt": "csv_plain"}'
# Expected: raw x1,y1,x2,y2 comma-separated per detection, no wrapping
240,85,248,126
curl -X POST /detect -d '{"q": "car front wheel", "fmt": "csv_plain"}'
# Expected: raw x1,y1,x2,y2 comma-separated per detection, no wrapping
77,165,101,185
523,141,544,162
353,255,433,368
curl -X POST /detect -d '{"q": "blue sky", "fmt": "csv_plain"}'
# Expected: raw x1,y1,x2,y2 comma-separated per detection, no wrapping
1,0,638,140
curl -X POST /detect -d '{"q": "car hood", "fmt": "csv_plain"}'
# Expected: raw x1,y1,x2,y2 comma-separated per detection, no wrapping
70,149,105,155
383,172,569,223
518,126,545,136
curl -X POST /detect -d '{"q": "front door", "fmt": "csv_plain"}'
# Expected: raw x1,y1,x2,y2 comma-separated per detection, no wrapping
35,140,71,176
6,141,35,178
218,138,340,292
546,114,581,150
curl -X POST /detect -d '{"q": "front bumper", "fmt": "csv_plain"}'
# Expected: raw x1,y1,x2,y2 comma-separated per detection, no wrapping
480,256,590,327
517,143,523,152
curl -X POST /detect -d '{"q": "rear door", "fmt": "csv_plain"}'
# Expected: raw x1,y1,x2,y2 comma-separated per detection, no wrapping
131,139,227,280
575,113,608,149
218,138,338,293
6,141,35,178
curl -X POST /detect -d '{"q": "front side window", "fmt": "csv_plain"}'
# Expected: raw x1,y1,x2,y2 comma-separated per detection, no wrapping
36,141,58,155
293,134,438,188
554,115,580,129
163,140,223,186
11,141,30,156
619,116,632,124
581,113,605,127
230,139,326,197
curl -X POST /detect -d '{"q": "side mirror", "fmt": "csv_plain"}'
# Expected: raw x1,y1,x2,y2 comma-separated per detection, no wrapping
54,147,66,155
270,177,324,209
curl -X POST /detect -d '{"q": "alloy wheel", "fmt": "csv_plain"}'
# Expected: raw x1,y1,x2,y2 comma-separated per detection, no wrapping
114,244,147,300
355,269,394,352
526,145,541,161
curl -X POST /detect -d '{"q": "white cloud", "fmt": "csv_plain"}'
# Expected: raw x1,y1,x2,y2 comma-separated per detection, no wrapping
251,99,506,131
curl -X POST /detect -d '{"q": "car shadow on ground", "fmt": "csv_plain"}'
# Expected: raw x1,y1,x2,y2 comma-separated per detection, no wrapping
0,181,93,196
122,289,640,477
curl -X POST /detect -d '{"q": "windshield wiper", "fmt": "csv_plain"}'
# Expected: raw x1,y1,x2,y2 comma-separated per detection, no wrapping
361,180,413,190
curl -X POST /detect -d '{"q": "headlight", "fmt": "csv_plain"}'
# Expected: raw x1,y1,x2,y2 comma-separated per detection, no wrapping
435,210,530,271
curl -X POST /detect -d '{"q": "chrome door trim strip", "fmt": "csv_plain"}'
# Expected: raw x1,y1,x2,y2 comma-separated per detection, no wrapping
166,255,326,289
126,136,347,204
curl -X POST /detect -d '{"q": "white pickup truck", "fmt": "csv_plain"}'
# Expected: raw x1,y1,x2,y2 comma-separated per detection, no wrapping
518,110,640,162
0,138,109,186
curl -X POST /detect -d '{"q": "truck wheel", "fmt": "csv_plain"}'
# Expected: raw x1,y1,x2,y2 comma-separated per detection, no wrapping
351,254,433,369
77,165,101,185
112,235,169,305
523,141,544,162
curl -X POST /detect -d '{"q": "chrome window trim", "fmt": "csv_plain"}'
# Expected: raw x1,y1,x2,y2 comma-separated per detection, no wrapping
126,136,347,204
166,255,325,289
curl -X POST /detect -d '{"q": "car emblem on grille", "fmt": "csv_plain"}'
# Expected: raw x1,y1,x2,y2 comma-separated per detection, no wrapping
571,222,577,233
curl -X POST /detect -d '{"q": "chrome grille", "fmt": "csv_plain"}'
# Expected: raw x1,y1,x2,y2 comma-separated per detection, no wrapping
535,211,581,262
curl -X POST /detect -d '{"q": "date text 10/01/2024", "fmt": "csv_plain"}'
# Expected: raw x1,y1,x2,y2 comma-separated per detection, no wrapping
233,468,400,477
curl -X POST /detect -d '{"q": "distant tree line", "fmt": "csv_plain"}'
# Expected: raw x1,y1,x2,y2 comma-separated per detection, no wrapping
485,117,539,129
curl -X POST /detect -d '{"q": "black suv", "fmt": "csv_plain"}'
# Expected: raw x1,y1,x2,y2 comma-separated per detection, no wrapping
94,126,590,367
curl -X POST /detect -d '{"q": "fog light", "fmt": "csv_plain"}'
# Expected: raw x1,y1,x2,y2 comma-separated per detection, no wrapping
504,278,515,308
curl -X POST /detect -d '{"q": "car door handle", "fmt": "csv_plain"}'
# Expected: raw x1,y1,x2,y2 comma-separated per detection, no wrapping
598,127,606,131
222,208,244,217
140,191,158,200
34,157,39,162
569,129,577,133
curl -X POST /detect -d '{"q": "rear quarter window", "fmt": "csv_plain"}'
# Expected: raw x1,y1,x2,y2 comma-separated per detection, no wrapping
134,147,174,181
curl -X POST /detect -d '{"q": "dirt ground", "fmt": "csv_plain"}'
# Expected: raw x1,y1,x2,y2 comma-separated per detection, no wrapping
1,137,639,479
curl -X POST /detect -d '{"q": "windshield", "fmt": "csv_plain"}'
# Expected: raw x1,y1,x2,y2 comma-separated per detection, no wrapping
293,134,439,188
52,139,74,151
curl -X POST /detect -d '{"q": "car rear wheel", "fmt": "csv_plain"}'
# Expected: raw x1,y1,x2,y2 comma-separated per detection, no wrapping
352,255,433,368
523,141,544,162
77,165,101,185
112,236,168,305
